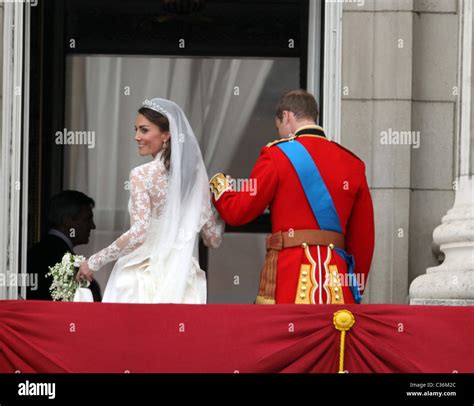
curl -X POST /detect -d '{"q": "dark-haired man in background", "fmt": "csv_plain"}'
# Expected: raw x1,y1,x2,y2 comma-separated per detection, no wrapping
27,190,102,301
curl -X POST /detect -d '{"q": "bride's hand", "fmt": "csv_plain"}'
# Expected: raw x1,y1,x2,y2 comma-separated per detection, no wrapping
76,260,93,283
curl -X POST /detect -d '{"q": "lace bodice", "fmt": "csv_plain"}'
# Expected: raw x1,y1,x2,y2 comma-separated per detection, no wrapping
88,156,224,271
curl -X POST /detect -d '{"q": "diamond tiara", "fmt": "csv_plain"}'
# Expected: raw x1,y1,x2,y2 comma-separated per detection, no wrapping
142,99,168,115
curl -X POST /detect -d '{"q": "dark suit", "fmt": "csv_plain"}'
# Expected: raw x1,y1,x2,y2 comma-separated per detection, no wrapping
27,234,102,301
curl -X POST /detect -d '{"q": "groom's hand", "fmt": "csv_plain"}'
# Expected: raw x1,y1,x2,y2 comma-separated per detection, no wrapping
77,260,93,283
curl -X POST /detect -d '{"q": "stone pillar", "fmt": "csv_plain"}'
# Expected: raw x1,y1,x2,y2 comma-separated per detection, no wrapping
341,0,414,303
410,0,474,305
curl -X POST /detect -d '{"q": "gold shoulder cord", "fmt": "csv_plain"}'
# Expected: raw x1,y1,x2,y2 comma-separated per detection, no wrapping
266,136,296,148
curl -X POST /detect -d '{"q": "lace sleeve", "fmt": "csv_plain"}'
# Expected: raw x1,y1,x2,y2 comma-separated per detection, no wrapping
200,202,224,249
88,167,151,271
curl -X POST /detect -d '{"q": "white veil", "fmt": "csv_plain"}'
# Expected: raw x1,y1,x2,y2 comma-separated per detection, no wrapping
142,98,211,303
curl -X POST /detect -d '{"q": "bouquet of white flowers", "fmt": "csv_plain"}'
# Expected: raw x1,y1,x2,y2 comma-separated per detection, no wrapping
46,253,90,301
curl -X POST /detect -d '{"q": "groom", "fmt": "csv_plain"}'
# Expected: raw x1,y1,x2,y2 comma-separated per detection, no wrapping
209,89,374,304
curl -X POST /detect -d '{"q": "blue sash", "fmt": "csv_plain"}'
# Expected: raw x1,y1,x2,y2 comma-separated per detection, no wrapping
277,140,362,303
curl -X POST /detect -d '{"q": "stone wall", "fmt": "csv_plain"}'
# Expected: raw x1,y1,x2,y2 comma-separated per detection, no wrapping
341,0,458,303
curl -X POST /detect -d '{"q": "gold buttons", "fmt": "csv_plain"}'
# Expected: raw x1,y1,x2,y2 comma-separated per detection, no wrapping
328,264,345,305
295,264,313,304
329,243,334,250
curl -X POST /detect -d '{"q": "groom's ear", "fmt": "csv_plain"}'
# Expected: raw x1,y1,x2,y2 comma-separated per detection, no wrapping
286,110,297,123
282,110,291,124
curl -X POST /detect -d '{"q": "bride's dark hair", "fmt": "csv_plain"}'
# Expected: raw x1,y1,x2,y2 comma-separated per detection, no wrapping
138,107,171,170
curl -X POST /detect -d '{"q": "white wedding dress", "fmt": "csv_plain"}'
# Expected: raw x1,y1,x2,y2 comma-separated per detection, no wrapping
87,152,224,303
86,97,224,304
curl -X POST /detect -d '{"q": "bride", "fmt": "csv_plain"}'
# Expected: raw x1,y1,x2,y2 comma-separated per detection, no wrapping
77,98,224,303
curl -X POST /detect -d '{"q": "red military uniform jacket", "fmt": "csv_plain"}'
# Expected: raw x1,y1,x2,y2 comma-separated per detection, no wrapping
211,125,375,304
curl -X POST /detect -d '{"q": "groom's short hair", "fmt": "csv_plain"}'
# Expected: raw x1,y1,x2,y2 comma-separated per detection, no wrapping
47,190,95,227
276,89,319,122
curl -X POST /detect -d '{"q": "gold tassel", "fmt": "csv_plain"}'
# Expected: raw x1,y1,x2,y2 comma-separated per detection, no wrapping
332,309,355,373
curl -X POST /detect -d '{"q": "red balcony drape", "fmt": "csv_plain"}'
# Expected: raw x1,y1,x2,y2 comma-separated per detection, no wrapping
0,301,472,373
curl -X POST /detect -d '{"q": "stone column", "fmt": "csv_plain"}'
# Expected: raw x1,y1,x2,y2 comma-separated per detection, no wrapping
341,0,414,303
410,0,474,305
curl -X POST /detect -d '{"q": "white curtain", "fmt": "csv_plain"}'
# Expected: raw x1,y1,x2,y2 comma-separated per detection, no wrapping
64,55,273,289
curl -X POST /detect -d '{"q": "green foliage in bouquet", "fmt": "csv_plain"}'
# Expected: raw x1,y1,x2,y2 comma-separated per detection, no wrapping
46,253,90,301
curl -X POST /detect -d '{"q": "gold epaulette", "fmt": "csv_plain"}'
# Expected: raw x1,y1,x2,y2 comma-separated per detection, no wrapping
266,136,296,148
332,142,363,162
